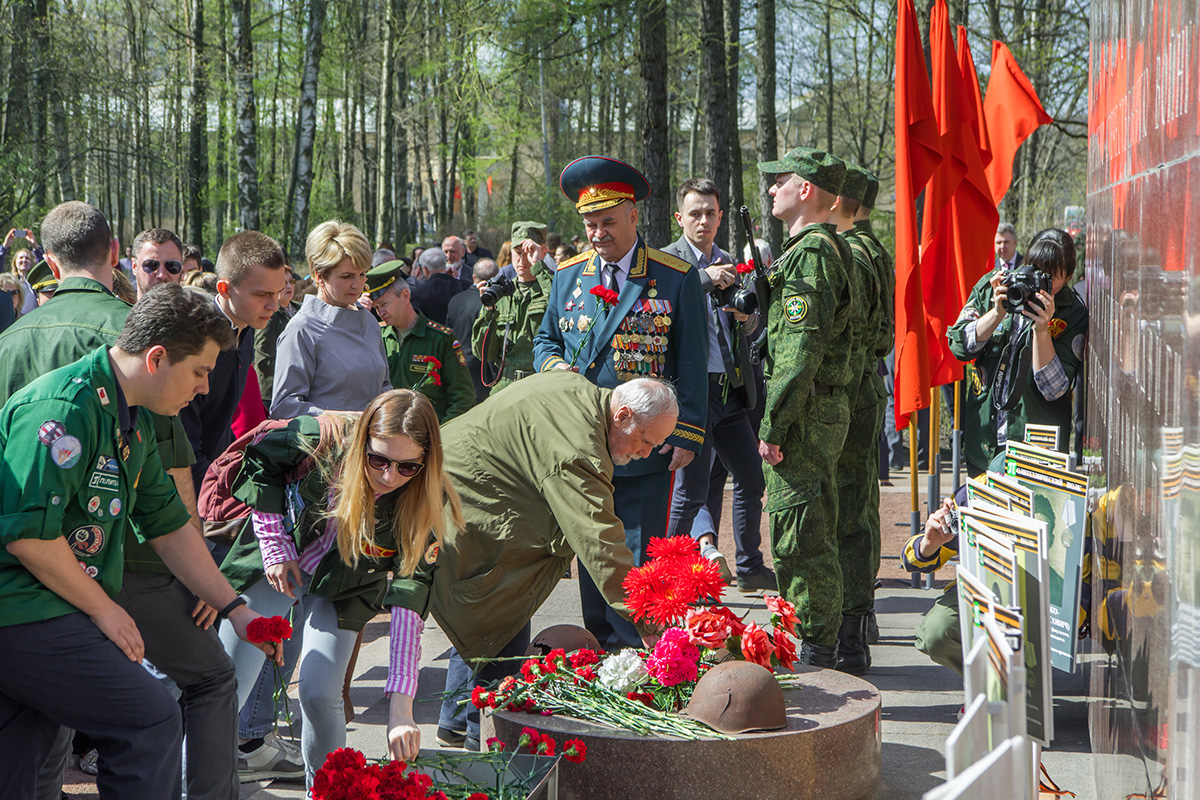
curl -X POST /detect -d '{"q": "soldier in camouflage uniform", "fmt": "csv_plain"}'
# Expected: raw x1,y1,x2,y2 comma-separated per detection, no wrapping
472,221,555,394
756,148,855,668
830,165,889,674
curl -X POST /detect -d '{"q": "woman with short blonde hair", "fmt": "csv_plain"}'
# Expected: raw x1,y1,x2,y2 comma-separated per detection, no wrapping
270,221,391,417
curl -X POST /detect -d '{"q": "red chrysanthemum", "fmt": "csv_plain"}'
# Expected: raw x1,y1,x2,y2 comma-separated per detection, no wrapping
563,738,588,764
646,536,700,562
741,621,773,668
674,557,725,603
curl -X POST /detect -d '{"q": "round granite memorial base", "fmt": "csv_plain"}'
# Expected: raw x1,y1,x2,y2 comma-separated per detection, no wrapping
482,665,881,800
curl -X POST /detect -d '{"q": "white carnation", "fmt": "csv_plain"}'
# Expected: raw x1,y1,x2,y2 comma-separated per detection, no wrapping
596,649,649,693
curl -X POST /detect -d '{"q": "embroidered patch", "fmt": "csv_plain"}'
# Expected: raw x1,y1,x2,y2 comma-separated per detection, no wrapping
88,472,120,493
109,498,122,517
38,420,66,447
95,456,120,474
425,543,440,564
1047,318,1067,338
784,296,808,323
68,525,106,558
50,436,82,469
1071,334,1085,360
97,387,110,406
87,496,102,514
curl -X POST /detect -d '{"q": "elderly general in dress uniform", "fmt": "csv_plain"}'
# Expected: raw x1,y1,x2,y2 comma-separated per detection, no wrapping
533,155,708,649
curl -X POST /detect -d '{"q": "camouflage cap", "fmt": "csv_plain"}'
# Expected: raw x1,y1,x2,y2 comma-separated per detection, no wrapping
28,259,57,293
862,170,880,210
510,221,548,246
365,260,408,296
757,147,846,196
840,165,870,203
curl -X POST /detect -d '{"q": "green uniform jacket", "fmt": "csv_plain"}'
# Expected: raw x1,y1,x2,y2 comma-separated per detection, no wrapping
852,219,896,361
0,347,191,626
381,314,474,423
219,416,435,631
430,370,647,660
0,276,195,575
471,262,553,393
947,270,1089,472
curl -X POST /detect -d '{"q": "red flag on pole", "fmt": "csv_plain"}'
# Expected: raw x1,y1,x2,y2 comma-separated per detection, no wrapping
919,5,1001,387
893,0,943,431
983,41,1053,204
958,26,991,166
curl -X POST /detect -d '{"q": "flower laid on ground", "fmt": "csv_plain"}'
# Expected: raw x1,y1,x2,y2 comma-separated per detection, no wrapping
595,649,649,693
623,537,724,626
568,285,621,367
645,628,700,688
741,621,773,669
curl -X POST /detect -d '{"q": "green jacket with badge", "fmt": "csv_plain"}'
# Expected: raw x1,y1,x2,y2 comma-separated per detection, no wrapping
219,415,436,631
760,222,854,510
0,347,191,626
947,269,1089,472
381,314,474,423
471,260,553,393
0,276,195,574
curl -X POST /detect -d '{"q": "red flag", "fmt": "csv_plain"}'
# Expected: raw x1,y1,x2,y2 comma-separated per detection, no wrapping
919,7,1001,387
893,0,943,431
958,26,991,166
983,41,1053,204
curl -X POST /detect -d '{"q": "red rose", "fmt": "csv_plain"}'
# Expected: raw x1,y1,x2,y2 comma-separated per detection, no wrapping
741,621,772,668
563,738,588,764
765,595,799,637
684,608,734,649
773,628,798,670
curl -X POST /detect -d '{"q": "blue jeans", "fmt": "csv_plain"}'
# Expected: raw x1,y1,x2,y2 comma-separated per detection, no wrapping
238,627,303,740
438,623,531,745
218,573,358,787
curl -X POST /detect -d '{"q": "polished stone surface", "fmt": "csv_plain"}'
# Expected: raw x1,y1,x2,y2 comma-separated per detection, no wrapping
484,665,881,800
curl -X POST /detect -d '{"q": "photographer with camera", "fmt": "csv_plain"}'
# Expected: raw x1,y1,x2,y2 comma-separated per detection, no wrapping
948,228,1088,476
471,221,554,393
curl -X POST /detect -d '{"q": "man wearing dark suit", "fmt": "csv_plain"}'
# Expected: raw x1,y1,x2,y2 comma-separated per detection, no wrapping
533,156,708,649
448,257,498,404
661,179,773,594
994,222,1022,271
462,230,494,268
410,247,466,325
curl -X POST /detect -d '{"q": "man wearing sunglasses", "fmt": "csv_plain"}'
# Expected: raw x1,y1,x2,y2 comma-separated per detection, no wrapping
132,228,186,300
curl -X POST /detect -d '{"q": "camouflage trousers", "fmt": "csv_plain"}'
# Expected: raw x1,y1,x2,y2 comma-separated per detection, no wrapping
835,377,886,616
766,393,850,648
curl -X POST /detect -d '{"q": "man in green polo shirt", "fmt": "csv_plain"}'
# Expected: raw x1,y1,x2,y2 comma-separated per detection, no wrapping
0,284,281,799
367,260,475,422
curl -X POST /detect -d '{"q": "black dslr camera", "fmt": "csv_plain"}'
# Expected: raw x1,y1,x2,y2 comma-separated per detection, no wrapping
713,281,758,315
1000,265,1051,314
479,274,516,308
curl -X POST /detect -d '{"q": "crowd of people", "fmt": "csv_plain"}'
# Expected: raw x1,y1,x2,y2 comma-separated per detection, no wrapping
0,146,1087,798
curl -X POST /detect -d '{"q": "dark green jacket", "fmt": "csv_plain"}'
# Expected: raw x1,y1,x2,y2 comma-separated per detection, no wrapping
381,314,475,423
0,276,195,574
219,416,435,631
471,261,553,393
947,270,1088,472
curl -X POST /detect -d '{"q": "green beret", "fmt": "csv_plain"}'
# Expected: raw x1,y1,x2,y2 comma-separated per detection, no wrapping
28,259,57,293
840,166,870,203
757,147,846,196
862,171,880,210
510,221,547,246
365,260,408,295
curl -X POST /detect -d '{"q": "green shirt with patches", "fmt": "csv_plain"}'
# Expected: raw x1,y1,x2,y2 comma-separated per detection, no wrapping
760,222,855,446
381,313,475,423
471,262,553,393
0,347,191,626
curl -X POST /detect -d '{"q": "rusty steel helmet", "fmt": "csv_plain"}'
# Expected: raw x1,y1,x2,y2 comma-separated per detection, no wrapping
524,625,602,656
681,661,787,734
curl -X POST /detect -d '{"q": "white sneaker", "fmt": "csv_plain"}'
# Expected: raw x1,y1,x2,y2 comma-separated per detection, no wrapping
700,543,733,584
237,737,304,782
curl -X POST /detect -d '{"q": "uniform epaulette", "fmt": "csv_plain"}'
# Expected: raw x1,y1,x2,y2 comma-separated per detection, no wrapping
647,248,690,273
557,251,590,271
425,319,454,337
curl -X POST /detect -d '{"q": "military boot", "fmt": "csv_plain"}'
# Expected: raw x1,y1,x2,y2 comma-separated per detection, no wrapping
836,615,871,676
799,640,839,669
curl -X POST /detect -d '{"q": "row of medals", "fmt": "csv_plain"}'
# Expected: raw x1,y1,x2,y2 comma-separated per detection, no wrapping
613,311,672,380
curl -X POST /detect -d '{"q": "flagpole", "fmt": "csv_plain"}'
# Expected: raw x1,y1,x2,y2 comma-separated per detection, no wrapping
952,377,963,492
927,389,941,591
909,419,921,588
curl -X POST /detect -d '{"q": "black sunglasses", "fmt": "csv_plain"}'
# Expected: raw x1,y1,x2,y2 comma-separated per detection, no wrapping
140,259,184,275
366,449,425,477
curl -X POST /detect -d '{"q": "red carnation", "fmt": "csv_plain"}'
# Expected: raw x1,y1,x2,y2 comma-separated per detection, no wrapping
485,736,506,751
568,648,600,668
563,738,588,764
246,614,293,644
736,261,754,273
627,691,655,707
468,794,491,800
536,735,556,756
543,649,567,673
589,285,619,305
319,747,366,771
741,621,773,668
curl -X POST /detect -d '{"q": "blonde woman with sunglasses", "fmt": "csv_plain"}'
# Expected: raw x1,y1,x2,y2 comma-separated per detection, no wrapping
218,389,463,786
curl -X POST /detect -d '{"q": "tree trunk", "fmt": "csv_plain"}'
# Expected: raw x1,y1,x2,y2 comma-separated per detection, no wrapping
639,0,670,248
288,0,329,260
823,1,834,152
725,0,745,259
31,0,50,209
232,0,260,231
375,0,398,247
702,0,731,251
755,0,781,254
188,0,208,247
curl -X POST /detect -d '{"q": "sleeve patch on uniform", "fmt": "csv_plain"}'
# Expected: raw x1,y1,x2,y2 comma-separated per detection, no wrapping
784,296,809,323
1071,334,1085,360
1048,318,1067,338
50,435,83,469
425,542,440,564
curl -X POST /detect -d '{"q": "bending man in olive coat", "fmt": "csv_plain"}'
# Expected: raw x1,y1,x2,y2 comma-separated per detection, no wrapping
432,370,674,747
